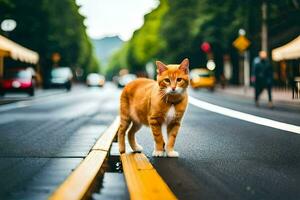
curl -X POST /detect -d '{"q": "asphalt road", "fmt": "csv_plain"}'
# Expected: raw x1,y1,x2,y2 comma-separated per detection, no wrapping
1,84,300,200
0,88,66,106
136,88,300,200
0,84,119,199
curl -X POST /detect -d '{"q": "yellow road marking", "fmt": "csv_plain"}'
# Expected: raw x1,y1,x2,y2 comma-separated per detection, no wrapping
92,116,120,151
121,153,177,200
49,150,106,200
50,116,177,200
49,117,120,200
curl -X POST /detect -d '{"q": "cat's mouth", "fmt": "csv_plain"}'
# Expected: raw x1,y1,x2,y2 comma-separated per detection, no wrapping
167,90,183,95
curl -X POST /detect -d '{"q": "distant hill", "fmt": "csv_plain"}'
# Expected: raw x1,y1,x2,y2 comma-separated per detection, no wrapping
92,36,124,67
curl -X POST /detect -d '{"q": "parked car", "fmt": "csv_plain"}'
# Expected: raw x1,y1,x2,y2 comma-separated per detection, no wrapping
117,74,137,88
0,68,35,96
86,73,105,87
50,67,73,90
190,68,216,91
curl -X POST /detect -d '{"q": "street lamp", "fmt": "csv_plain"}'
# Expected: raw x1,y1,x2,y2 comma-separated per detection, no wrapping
261,1,268,52
238,29,246,36
239,29,250,91
1,19,17,37
233,29,251,91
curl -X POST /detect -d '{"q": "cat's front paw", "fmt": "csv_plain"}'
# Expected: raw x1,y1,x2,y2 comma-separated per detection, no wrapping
166,150,179,157
152,150,165,157
132,144,143,153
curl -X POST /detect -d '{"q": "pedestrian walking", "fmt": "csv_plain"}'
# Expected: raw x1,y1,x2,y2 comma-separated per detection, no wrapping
251,51,273,108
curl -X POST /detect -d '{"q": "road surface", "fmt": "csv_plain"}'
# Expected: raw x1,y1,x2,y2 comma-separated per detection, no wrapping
137,89,300,200
0,85,119,199
0,84,299,200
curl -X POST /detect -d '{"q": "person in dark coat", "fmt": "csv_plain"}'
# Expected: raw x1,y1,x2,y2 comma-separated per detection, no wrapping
251,51,273,108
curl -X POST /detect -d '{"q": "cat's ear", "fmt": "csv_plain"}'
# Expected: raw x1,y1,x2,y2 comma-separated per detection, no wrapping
156,61,168,75
179,58,189,74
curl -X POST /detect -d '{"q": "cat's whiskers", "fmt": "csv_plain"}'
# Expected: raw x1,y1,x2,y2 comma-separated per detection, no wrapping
159,88,169,103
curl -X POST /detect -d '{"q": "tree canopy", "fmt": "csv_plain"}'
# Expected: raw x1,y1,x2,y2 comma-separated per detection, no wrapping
108,0,300,82
0,0,100,83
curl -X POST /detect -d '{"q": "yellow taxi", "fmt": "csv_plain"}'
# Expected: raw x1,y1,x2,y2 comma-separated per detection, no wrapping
190,68,216,90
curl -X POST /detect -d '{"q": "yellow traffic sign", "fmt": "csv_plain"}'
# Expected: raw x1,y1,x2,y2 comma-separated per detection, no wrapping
233,35,250,52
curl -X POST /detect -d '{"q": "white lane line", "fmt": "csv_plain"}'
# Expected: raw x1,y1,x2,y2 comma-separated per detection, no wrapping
189,96,300,135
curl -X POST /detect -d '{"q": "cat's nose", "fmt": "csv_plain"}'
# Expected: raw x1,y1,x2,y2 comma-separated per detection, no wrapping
172,87,176,91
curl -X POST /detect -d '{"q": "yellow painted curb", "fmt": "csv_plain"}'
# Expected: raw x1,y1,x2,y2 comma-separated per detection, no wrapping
121,153,177,200
49,150,106,200
49,117,120,200
92,117,120,151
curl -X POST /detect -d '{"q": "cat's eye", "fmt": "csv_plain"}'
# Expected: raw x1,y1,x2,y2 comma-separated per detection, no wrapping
164,78,170,83
177,78,182,82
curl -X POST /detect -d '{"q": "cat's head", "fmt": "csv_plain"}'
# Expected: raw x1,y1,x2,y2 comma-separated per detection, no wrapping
156,58,189,95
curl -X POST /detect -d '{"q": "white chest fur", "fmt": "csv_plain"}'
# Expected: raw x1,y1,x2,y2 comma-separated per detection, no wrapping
166,105,176,124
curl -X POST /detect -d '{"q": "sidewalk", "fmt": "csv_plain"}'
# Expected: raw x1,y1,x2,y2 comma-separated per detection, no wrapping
216,85,300,106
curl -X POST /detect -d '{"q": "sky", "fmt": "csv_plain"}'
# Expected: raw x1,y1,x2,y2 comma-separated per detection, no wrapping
76,0,159,41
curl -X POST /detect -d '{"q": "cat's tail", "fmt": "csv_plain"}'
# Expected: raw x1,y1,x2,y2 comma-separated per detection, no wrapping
118,90,131,154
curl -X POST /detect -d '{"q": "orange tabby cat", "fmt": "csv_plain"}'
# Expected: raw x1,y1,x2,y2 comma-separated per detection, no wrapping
118,58,189,157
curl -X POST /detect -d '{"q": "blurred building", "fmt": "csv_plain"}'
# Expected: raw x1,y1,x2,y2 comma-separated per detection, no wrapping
272,35,300,93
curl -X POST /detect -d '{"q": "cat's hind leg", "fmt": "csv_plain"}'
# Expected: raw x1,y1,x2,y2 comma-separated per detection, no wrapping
118,92,131,154
118,119,130,154
127,122,143,152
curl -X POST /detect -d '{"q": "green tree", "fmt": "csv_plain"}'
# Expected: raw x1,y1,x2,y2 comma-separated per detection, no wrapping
127,0,168,73
108,0,300,82
108,0,168,76
106,43,129,80
0,0,100,84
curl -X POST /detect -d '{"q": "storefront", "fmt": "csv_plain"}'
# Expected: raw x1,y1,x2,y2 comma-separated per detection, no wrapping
0,35,39,78
272,35,300,92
